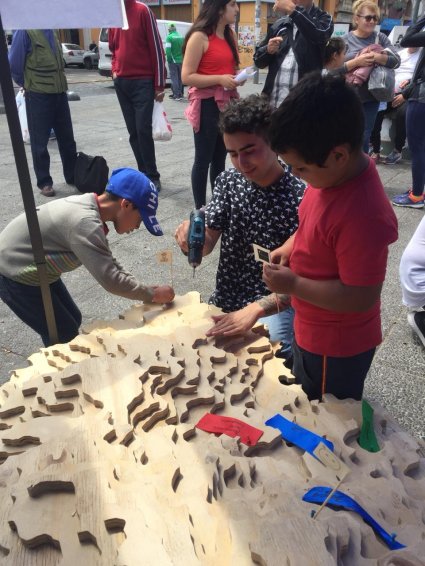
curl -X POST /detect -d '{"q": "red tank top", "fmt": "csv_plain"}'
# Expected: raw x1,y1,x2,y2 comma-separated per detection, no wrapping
197,34,236,76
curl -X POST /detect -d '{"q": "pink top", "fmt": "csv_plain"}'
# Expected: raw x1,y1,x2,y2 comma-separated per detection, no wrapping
184,85,239,133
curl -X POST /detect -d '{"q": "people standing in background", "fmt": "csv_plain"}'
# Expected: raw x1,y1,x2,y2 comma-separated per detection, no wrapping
182,0,240,209
369,47,421,164
166,23,184,101
109,0,166,193
391,15,425,209
8,29,77,198
343,0,400,155
254,0,333,109
323,36,384,77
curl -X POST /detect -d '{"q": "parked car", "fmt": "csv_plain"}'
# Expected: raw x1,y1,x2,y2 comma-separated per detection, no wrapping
98,21,191,81
83,46,99,70
62,43,85,67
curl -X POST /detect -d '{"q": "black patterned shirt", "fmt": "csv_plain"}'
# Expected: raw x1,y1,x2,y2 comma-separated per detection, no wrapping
206,166,304,312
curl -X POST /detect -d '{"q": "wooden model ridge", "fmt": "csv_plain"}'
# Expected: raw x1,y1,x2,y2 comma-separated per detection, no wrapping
0,292,424,565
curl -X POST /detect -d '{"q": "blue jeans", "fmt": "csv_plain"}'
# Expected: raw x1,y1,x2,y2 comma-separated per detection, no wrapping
406,100,425,197
362,100,380,154
25,91,77,188
114,77,159,182
292,339,375,401
259,306,295,359
169,62,183,98
0,275,81,347
192,97,227,208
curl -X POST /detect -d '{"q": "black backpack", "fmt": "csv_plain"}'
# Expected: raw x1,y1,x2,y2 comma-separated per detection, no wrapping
74,151,109,195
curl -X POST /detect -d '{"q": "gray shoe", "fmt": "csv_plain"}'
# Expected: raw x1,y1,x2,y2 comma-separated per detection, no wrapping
407,311,425,347
39,185,56,197
384,150,402,165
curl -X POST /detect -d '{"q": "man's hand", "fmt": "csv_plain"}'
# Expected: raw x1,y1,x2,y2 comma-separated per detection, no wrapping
174,220,190,254
155,90,165,102
151,285,175,304
273,0,296,14
263,263,296,294
392,93,405,108
267,37,284,54
205,303,264,337
398,79,410,89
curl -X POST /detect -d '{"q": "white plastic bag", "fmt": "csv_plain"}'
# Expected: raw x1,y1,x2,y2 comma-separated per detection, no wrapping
16,89,30,143
152,101,172,141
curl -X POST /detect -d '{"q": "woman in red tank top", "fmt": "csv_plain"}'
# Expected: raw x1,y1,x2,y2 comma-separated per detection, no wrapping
182,0,240,208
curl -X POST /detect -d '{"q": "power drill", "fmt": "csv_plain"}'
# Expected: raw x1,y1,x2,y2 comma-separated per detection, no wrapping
187,209,205,277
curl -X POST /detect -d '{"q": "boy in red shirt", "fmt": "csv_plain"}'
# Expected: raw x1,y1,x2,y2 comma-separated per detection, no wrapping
263,72,398,400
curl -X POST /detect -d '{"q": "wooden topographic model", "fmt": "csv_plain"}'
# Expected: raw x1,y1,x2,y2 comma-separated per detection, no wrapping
0,293,424,565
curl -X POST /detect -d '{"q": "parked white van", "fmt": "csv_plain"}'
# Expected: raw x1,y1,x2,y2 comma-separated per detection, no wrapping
98,21,191,79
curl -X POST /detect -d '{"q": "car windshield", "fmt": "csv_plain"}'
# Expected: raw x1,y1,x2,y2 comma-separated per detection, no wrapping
64,44,82,50
100,29,109,42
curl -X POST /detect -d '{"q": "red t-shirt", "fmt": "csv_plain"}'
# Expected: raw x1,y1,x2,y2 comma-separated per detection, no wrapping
290,160,398,357
197,34,236,76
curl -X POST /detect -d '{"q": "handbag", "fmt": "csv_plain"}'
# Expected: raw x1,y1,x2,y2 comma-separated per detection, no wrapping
368,63,395,102
368,32,395,102
152,101,172,141
74,151,109,195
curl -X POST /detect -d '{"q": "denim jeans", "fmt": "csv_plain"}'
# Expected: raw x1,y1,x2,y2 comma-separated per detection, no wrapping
362,100,380,153
169,62,183,98
406,100,425,197
0,275,82,347
292,339,375,401
192,97,227,208
259,306,295,359
370,102,406,154
25,91,77,188
114,77,159,182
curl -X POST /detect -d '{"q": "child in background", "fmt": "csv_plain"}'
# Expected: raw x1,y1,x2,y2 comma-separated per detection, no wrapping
263,72,398,401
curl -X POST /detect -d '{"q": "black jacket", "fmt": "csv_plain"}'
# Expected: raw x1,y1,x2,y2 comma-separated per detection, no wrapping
254,4,333,96
400,15,425,103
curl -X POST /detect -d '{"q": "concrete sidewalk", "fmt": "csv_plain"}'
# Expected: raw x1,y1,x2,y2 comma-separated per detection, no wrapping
0,79,424,438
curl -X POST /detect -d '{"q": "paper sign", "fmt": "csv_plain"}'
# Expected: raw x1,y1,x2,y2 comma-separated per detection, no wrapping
313,442,350,481
157,250,173,264
1,0,125,29
252,243,271,264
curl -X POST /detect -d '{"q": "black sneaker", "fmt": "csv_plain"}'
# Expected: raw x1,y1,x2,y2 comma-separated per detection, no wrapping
407,311,425,347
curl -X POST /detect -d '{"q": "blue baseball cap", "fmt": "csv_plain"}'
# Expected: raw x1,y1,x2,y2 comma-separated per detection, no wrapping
106,168,163,236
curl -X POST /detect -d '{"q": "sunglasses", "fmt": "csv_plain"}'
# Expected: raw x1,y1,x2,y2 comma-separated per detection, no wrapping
357,14,379,22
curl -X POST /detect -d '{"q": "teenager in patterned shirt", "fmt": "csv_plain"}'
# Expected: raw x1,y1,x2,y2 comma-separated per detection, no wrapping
175,95,304,361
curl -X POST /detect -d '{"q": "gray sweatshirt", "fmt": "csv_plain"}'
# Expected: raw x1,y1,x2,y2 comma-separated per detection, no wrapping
344,31,400,103
0,193,154,302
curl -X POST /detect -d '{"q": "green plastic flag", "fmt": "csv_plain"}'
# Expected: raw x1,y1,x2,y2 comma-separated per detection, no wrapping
358,399,380,452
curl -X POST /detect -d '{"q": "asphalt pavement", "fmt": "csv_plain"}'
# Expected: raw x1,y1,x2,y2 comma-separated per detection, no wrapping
0,68,424,439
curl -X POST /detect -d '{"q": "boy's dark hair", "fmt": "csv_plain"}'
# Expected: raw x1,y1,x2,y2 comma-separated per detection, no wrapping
323,37,346,65
269,72,364,166
219,94,272,141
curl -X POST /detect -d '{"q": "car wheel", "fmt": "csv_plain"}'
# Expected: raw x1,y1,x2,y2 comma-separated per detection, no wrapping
84,58,93,70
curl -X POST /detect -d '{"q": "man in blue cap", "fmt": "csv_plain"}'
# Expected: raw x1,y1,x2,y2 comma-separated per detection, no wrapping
0,168,174,346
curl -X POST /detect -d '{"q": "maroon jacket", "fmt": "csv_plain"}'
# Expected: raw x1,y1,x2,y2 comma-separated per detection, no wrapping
109,0,166,90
